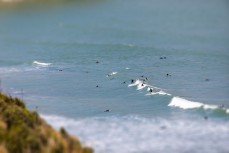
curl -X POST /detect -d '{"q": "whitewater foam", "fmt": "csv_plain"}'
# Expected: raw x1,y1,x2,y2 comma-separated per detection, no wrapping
41,114,229,153
137,83,147,90
168,97,204,109
128,80,228,113
128,79,143,87
169,97,229,113
33,61,52,67
146,91,172,96
129,80,171,96
157,91,171,95
0,66,42,74
106,72,118,77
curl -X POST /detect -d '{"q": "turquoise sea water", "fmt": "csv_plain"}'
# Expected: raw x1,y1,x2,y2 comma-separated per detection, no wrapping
0,0,229,152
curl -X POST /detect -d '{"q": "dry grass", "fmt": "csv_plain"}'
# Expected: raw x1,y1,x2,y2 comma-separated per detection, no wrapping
0,92,93,153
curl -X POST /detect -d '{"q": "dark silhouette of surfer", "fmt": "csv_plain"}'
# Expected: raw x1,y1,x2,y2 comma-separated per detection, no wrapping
160,56,167,59
149,88,153,93
166,73,171,77
104,109,109,112
131,79,134,83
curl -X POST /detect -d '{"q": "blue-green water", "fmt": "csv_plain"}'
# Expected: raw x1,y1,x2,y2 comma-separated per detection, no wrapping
0,0,229,152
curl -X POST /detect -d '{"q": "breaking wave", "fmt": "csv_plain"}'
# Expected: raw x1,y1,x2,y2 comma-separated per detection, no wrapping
128,79,171,95
128,79,228,114
33,61,52,67
169,96,229,113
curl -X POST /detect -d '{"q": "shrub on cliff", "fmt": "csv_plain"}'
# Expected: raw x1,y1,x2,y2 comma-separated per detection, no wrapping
0,92,93,153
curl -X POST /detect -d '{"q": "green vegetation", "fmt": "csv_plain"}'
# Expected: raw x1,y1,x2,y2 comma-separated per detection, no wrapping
0,92,93,153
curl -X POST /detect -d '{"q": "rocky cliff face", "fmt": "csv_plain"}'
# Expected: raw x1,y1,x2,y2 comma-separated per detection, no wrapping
0,93,93,153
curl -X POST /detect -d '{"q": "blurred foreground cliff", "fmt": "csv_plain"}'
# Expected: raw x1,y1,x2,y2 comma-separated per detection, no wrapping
0,93,93,153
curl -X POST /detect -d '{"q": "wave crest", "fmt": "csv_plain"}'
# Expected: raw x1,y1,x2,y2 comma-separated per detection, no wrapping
169,97,229,113
33,61,52,67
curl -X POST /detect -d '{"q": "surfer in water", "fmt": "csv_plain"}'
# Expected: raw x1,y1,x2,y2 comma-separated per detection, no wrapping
166,73,171,77
131,79,135,83
149,88,153,93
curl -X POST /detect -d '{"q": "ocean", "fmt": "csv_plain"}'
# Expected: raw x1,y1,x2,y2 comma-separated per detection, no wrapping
0,0,229,152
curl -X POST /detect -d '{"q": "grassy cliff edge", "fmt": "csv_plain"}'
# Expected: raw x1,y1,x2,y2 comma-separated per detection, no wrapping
0,92,93,153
